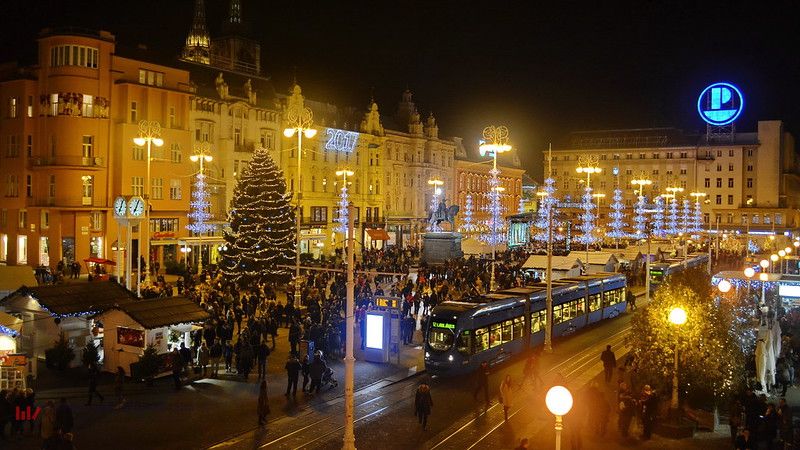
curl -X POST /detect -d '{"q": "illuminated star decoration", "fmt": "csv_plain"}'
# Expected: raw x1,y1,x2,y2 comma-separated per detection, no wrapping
667,196,679,236
633,195,647,238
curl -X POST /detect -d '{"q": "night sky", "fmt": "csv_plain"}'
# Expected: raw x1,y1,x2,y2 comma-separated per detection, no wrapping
2,1,799,179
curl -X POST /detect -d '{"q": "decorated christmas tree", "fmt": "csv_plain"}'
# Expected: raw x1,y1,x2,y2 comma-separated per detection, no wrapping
693,200,704,233
576,186,598,246
461,194,476,233
186,172,214,235
534,177,558,242
220,149,295,287
652,195,666,238
607,187,627,240
681,199,692,235
667,196,679,236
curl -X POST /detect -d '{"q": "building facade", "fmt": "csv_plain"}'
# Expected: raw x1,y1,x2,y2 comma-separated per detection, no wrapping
546,121,800,235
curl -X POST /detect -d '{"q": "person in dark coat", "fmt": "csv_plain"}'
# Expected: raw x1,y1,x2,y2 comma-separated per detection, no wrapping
0,390,10,440
472,361,490,405
86,364,104,405
735,428,754,450
308,353,326,394
289,321,302,355
257,380,270,426
285,354,301,397
301,355,311,393
600,345,616,383
257,340,270,380
54,398,73,434
640,385,658,440
171,348,183,390
414,384,433,430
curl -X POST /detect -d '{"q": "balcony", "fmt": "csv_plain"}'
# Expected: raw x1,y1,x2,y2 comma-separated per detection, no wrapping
233,141,256,153
30,156,105,169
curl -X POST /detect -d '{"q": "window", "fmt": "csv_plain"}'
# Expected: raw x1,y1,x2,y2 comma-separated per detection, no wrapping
752,215,760,224
704,213,710,224
727,213,733,224
652,169,659,175
132,146,144,160
48,175,56,198
26,96,32,117
716,178,722,188
776,214,783,225
626,153,632,159
666,152,673,159
260,129,275,149
151,178,163,199
130,101,137,123
82,135,94,158
311,207,327,223
600,154,607,160
747,178,753,188
26,135,32,157
234,127,241,146
729,164,734,171
16,235,26,264
50,45,98,68
613,154,620,160
680,168,687,175
715,214,721,224
765,215,772,225
729,149,735,157
41,210,49,230
742,214,748,225
747,165,753,172
727,195,733,205
168,107,176,128
652,153,659,159
131,176,144,196
747,149,753,157
728,178,734,188
138,69,164,87
717,149,722,157
6,135,19,157
25,175,31,198
8,97,17,118
150,218,179,233
715,195,722,205
680,152,687,158
666,170,673,175
639,153,645,159
81,94,93,117
626,169,632,175
716,164,722,172
169,179,181,200
82,176,94,203
5,175,18,197
170,144,181,163
680,180,687,189
18,210,27,228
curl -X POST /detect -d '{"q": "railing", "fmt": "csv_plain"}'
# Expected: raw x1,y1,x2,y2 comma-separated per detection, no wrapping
30,156,105,168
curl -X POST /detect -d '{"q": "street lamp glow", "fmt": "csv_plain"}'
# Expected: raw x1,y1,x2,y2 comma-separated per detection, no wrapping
786,247,793,254
794,241,800,248
336,169,355,177
771,254,779,262
779,250,786,257
744,267,755,278
717,279,732,293
669,307,687,326
759,273,769,282
760,259,770,269
545,386,573,416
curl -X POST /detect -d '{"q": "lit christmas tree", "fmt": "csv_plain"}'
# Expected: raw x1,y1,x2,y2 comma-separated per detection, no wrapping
480,168,507,246
607,187,627,240
576,186,598,246
220,149,295,287
461,194,476,233
335,182,350,234
681,199,692,235
633,195,647,238
534,177,558,242
693,201,704,233
667,196,679,236
652,195,666,238
186,172,214,235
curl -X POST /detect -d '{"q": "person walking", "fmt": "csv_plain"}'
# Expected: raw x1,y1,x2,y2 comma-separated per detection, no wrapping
414,383,433,430
114,366,126,409
640,385,658,440
210,338,222,378
86,364,104,405
257,380,270,426
600,345,617,384
499,374,514,421
257,340,270,381
285,354,301,397
289,321,302,355
308,352,326,395
472,361,491,406
197,342,210,378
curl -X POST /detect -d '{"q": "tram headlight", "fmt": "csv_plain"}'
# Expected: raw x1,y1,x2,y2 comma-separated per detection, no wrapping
448,355,454,362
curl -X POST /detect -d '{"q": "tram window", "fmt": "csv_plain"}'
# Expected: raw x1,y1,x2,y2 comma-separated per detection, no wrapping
575,299,585,316
606,288,622,306
512,316,524,339
501,320,513,343
474,327,490,353
428,327,455,351
588,293,602,311
531,310,546,333
456,331,472,355
489,323,503,348
553,305,564,324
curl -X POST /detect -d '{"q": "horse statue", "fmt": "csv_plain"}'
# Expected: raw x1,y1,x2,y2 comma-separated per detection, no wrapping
428,197,460,231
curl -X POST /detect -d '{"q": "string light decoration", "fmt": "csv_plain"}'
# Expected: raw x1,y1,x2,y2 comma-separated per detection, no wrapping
667,196,679,236
634,195,647,237
461,194,476,233
0,324,18,337
607,187,627,239
681,199,692,235
652,195,666,238
693,200,704,233
576,186,598,245
534,177,558,242
220,148,295,287
335,169,354,234
480,176,507,246
186,171,214,234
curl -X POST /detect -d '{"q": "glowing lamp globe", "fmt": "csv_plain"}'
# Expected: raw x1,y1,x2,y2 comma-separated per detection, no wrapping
133,137,146,146
759,273,769,282
669,307,687,326
786,247,793,254
744,267,755,278
283,128,296,138
152,138,164,147
779,250,786,257
717,279,732,293
771,254,779,262
760,260,770,269
794,241,799,248
545,386,573,416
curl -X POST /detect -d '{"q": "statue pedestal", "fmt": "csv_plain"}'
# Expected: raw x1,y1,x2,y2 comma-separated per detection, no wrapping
422,232,463,264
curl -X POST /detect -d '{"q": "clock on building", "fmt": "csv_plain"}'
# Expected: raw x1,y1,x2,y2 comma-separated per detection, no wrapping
113,196,127,217
128,196,145,217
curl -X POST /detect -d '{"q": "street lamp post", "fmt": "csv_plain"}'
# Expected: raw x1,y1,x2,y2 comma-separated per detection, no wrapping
343,202,356,450
479,125,512,292
744,266,755,298
284,104,317,302
545,386,574,450
133,121,164,292
188,145,213,274
669,306,687,412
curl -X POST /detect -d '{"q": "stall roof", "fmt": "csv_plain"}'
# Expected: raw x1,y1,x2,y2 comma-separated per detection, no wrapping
0,282,137,317
0,266,37,293
522,255,582,271
100,297,210,329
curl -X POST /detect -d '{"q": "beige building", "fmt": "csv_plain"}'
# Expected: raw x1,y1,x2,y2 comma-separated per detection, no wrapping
547,121,800,234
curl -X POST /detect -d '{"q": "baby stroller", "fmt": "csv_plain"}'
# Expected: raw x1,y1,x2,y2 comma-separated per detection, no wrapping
322,366,338,389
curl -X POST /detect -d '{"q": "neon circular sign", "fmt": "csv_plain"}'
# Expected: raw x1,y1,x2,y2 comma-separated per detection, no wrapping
697,82,744,126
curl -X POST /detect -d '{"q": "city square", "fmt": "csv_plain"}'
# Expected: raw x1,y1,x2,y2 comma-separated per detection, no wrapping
0,1,798,449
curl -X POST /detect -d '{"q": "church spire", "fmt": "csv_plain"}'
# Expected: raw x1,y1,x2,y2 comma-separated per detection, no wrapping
182,0,210,64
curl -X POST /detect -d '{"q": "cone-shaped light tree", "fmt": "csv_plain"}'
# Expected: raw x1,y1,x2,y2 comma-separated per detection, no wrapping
607,187,627,240
220,148,295,287
534,177,558,242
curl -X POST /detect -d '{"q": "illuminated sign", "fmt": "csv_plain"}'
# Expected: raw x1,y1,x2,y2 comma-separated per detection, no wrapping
431,321,455,330
697,82,744,126
325,128,358,153
779,284,800,298
365,313,383,349
375,296,401,309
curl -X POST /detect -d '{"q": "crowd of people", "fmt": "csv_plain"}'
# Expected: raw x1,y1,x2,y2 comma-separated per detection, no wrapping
0,389,76,449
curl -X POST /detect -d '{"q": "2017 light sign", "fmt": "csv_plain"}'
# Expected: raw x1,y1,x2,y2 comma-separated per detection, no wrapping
697,82,744,126
325,128,358,153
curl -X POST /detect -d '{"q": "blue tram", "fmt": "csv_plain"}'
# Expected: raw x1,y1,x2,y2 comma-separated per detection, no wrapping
648,253,709,290
424,273,627,376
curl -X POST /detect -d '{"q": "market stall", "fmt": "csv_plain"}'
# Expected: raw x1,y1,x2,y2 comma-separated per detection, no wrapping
0,310,25,389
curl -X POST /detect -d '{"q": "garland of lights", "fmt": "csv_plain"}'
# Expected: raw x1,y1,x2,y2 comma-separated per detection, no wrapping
534,177,558,242
634,195,647,238
667,197,679,236
336,184,350,234
652,196,666,238
219,148,295,287
693,200,703,233
186,172,214,234
681,199,692,235
576,186,598,245
607,187,627,239
480,167,507,246
0,324,19,337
